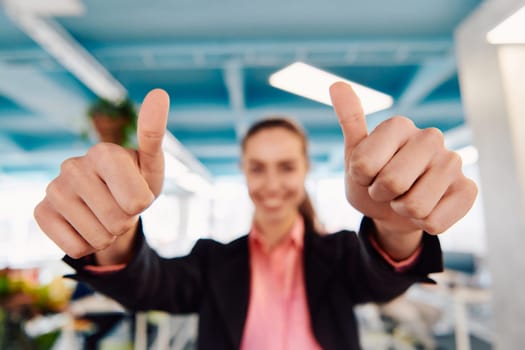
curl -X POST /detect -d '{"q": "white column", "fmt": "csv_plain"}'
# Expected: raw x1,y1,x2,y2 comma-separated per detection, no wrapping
456,1,525,349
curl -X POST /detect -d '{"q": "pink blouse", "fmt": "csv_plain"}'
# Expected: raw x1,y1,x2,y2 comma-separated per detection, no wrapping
240,218,322,350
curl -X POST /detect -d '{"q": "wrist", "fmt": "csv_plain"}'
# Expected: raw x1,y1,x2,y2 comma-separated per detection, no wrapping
95,220,139,266
372,218,423,261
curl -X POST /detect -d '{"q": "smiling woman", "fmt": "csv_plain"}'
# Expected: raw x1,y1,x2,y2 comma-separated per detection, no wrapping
33,84,478,350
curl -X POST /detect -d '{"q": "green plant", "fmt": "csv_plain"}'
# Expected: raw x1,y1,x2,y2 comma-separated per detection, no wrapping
87,97,138,147
0,270,73,350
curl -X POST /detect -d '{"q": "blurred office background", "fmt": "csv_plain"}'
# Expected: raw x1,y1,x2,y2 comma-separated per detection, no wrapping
1,0,524,349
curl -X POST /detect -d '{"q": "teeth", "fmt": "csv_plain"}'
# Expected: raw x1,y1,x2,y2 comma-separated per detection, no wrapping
261,198,282,207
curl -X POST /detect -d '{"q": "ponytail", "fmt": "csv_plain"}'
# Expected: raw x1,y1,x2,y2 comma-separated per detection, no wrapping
299,192,322,234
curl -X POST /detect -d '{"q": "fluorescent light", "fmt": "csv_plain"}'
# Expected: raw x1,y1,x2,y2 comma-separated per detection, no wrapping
269,62,393,114
487,5,525,44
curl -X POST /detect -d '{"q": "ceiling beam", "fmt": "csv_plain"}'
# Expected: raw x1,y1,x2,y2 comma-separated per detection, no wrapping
168,99,462,131
1,38,453,69
0,146,88,167
223,60,246,140
0,114,74,132
89,38,452,56
367,99,463,128
168,106,336,129
0,135,25,153
0,62,88,131
407,100,464,118
3,6,126,102
396,53,457,110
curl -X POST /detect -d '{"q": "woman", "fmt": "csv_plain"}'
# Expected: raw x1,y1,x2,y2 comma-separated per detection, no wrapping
34,83,477,349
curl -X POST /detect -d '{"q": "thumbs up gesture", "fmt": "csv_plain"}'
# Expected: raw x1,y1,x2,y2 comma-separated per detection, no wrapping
34,89,170,264
329,82,477,242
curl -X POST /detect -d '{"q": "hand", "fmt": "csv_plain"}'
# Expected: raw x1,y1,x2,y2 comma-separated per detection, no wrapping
329,82,477,238
34,89,170,262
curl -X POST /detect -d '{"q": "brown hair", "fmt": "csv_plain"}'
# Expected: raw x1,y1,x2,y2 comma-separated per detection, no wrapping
241,117,321,233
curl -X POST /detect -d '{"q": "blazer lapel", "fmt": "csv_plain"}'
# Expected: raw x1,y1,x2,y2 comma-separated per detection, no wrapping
210,235,251,349
303,229,339,316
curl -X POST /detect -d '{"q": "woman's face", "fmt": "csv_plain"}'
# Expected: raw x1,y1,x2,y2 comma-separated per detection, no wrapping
242,127,308,225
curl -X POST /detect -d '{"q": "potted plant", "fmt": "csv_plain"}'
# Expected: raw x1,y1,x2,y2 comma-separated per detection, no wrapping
87,97,138,147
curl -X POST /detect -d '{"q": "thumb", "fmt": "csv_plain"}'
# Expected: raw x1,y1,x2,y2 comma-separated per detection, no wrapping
137,88,170,196
329,82,368,152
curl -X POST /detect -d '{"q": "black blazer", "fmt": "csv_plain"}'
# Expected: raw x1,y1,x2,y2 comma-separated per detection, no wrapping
64,217,442,350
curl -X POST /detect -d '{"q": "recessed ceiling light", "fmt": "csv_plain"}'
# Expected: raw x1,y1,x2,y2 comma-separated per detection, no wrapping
487,5,525,44
269,62,393,114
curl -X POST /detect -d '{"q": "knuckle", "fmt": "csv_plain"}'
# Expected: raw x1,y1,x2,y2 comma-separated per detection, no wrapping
446,151,463,172
421,127,444,147
123,196,152,215
60,157,82,176
45,179,64,201
88,142,118,162
466,178,478,198
422,216,447,235
457,177,478,204
398,197,431,219
386,116,415,130
45,179,57,195
376,175,409,196
33,202,47,225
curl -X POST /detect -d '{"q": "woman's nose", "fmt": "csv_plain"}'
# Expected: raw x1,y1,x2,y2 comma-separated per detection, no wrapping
263,172,281,191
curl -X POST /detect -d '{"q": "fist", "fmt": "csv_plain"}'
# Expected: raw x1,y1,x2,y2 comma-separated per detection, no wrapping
330,82,477,235
34,89,170,259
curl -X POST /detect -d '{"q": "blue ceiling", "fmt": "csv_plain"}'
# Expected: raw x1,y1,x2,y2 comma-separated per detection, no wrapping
0,0,483,178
